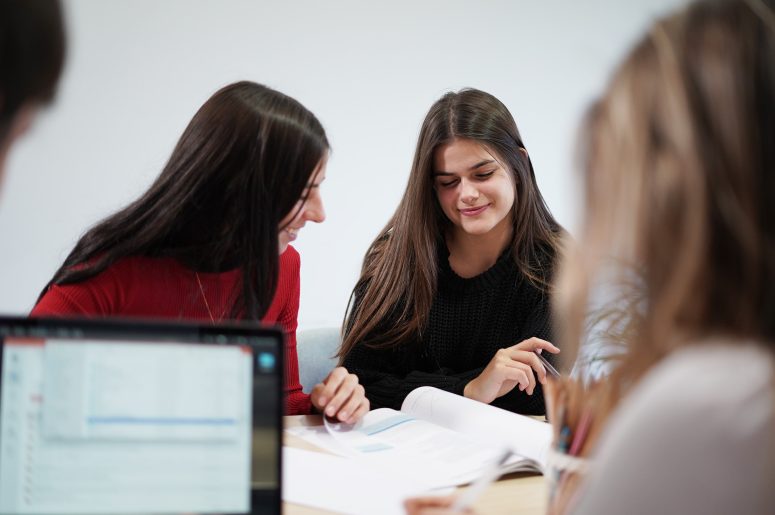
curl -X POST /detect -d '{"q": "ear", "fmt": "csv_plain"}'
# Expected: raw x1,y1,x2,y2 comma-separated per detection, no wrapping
519,147,528,157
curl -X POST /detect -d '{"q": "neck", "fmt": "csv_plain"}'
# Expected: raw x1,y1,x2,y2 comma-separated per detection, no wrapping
446,219,513,278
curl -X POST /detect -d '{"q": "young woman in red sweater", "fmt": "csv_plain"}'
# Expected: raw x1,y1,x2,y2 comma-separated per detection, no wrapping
32,81,369,423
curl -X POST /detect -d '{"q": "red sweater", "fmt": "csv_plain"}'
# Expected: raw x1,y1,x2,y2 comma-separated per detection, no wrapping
31,246,312,415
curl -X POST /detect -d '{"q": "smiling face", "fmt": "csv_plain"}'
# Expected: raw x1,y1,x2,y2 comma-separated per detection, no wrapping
277,154,328,254
433,138,516,241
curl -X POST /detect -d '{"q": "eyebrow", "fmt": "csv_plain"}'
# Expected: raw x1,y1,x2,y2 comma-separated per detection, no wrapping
433,159,496,176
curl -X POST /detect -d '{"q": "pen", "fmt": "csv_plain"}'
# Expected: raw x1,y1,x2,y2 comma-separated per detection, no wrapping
450,449,512,513
535,350,560,378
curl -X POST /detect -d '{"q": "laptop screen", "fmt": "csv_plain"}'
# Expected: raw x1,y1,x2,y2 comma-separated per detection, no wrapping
0,317,283,515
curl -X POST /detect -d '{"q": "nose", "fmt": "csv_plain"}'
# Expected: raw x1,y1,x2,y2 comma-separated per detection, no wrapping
304,190,326,224
460,178,479,204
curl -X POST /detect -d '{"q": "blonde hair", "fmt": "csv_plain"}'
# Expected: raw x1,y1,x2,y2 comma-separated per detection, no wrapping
557,0,775,404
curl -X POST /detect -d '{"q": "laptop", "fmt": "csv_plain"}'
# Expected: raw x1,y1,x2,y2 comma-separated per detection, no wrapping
0,316,283,515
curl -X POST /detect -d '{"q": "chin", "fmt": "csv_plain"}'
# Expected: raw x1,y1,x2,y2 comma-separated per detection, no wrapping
460,223,495,236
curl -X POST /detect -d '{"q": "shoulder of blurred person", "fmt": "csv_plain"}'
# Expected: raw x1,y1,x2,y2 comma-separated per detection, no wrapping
571,341,775,515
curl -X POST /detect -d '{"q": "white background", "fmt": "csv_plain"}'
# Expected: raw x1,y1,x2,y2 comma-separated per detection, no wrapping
0,0,684,329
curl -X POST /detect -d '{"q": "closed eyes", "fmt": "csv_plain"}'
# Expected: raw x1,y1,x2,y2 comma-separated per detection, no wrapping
437,170,495,188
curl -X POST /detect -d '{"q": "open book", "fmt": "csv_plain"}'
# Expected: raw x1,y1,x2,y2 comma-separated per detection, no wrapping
286,386,552,489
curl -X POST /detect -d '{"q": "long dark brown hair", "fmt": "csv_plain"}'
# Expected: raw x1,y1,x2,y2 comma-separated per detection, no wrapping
556,0,775,406
0,0,65,141
39,81,329,320
339,88,563,357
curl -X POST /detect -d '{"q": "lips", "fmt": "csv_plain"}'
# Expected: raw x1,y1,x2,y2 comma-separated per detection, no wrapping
459,204,489,216
285,227,300,241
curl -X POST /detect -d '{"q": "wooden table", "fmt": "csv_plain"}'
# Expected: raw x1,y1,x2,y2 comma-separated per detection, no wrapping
283,415,548,515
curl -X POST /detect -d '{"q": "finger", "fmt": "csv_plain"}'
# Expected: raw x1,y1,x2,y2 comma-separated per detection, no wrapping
512,337,560,354
512,350,547,384
404,495,456,510
324,373,359,417
497,364,530,392
502,349,546,384
309,383,326,412
317,367,349,405
337,384,365,422
513,362,536,395
347,397,370,424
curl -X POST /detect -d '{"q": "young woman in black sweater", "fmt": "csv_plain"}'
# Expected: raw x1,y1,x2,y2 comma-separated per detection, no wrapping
339,88,563,415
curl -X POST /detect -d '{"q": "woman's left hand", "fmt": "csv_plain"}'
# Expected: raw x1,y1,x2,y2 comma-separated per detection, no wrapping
310,366,370,424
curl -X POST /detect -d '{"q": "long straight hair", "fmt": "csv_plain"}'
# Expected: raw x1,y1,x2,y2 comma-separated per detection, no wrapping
339,88,563,357
40,81,329,320
556,0,775,408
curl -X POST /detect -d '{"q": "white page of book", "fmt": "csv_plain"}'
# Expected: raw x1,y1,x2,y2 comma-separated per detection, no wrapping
282,447,435,515
402,386,552,468
287,409,509,488
286,387,551,488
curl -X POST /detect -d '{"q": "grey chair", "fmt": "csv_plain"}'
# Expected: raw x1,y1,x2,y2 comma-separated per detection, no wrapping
296,327,341,392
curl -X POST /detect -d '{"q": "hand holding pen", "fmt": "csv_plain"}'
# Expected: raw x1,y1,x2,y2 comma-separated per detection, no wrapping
464,337,560,404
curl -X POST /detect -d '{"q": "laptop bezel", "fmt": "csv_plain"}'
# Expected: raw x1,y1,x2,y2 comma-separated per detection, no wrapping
0,315,284,515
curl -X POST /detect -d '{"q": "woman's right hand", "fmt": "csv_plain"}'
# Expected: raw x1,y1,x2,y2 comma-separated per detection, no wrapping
463,337,559,404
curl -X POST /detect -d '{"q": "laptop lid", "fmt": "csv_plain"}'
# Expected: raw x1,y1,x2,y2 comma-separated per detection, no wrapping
0,316,283,515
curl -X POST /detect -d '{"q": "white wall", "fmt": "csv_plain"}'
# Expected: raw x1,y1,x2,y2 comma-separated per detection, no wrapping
0,0,684,329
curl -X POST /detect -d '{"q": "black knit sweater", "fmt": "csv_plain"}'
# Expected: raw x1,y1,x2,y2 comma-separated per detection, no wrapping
342,246,555,415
